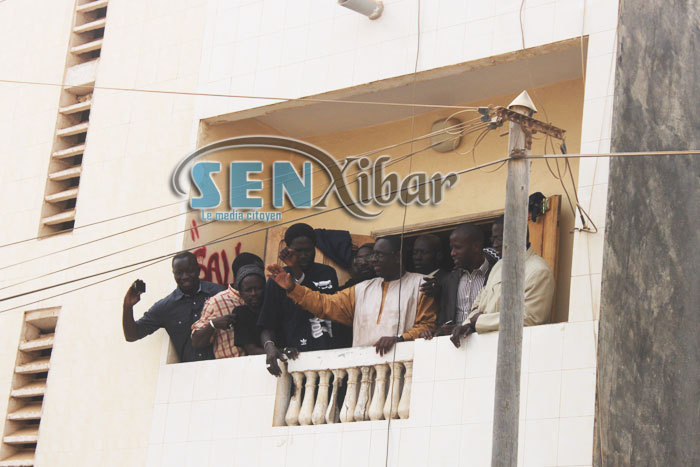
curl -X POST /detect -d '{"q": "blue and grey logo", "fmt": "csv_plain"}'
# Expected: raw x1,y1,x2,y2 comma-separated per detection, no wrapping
171,135,458,220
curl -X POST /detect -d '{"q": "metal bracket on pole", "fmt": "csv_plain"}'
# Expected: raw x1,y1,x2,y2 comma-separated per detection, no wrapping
491,106,566,151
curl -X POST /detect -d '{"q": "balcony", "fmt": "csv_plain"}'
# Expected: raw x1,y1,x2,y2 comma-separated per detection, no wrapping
147,321,596,467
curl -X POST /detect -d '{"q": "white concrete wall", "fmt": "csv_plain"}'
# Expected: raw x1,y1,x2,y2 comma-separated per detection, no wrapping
0,0,617,465
569,22,618,322
147,323,597,467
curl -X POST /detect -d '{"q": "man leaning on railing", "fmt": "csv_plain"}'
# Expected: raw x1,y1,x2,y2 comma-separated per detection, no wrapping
450,228,555,347
267,235,437,357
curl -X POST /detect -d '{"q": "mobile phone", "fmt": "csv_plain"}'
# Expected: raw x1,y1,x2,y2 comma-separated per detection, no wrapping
133,279,146,293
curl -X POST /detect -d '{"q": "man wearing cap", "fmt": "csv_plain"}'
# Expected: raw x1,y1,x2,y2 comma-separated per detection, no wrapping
191,254,266,358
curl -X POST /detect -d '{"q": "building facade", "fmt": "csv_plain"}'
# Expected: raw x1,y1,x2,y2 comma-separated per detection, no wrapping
0,1,620,465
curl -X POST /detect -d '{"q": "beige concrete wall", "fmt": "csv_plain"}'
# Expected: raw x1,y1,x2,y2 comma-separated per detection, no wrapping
0,1,211,465
0,0,75,462
0,0,618,465
30,0,212,462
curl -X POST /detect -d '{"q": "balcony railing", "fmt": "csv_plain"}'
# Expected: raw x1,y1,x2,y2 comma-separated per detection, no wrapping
148,322,597,467
273,344,414,426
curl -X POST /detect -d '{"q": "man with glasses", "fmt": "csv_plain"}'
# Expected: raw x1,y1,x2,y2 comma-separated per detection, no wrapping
267,235,437,356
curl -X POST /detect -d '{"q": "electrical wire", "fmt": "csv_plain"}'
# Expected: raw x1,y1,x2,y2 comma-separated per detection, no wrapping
3,121,695,292
543,134,578,222
0,257,165,314
0,117,483,274
386,3,422,463
0,149,510,309
0,78,479,111
519,0,527,49
3,149,697,311
0,210,194,273
3,140,696,297
0,199,185,248
525,150,699,159
0,118,479,252
0,130,468,293
0,119,486,283
580,0,587,84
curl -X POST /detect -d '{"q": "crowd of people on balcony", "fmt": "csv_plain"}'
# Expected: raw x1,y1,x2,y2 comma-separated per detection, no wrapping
121,214,555,375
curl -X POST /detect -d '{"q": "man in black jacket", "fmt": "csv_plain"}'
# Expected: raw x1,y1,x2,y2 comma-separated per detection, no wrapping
420,223,496,339
258,223,348,376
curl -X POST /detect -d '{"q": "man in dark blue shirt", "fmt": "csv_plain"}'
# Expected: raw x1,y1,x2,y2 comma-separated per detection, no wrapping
122,251,225,362
258,223,348,376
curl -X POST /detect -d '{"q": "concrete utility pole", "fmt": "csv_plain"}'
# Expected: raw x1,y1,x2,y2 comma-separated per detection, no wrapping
489,91,565,467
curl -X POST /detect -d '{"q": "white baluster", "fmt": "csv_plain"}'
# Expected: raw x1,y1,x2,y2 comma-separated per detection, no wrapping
298,370,318,425
312,370,331,425
383,362,404,420
272,362,292,426
354,366,374,421
369,363,389,421
398,361,412,419
339,367,360,423
285,371,304,426
326,369,346,424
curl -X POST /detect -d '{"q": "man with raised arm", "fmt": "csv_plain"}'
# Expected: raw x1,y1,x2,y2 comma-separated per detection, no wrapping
122,251,225,362
257,223,343,376
267,235,437,356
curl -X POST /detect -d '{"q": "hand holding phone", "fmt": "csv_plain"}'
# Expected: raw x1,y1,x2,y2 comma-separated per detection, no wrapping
124,279,145,307
133,279,146,293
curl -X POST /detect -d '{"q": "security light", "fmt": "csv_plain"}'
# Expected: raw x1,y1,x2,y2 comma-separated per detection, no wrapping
338,0,384,20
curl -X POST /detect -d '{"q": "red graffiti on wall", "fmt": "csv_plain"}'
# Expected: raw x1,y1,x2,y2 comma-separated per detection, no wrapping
190,219,243,285
190,219,200,242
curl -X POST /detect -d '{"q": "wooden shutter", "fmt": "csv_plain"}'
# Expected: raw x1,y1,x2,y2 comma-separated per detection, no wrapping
527,194,561,321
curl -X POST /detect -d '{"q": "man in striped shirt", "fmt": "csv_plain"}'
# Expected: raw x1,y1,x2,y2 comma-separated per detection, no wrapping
191,255,266,359
423,223,496,338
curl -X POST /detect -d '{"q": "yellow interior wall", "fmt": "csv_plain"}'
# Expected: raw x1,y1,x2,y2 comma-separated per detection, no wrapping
186,78,583,322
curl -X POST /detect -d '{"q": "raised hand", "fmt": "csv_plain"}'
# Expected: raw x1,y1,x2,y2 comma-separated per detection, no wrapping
279,247,298,268
266,264,295,291
123,281,143,307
